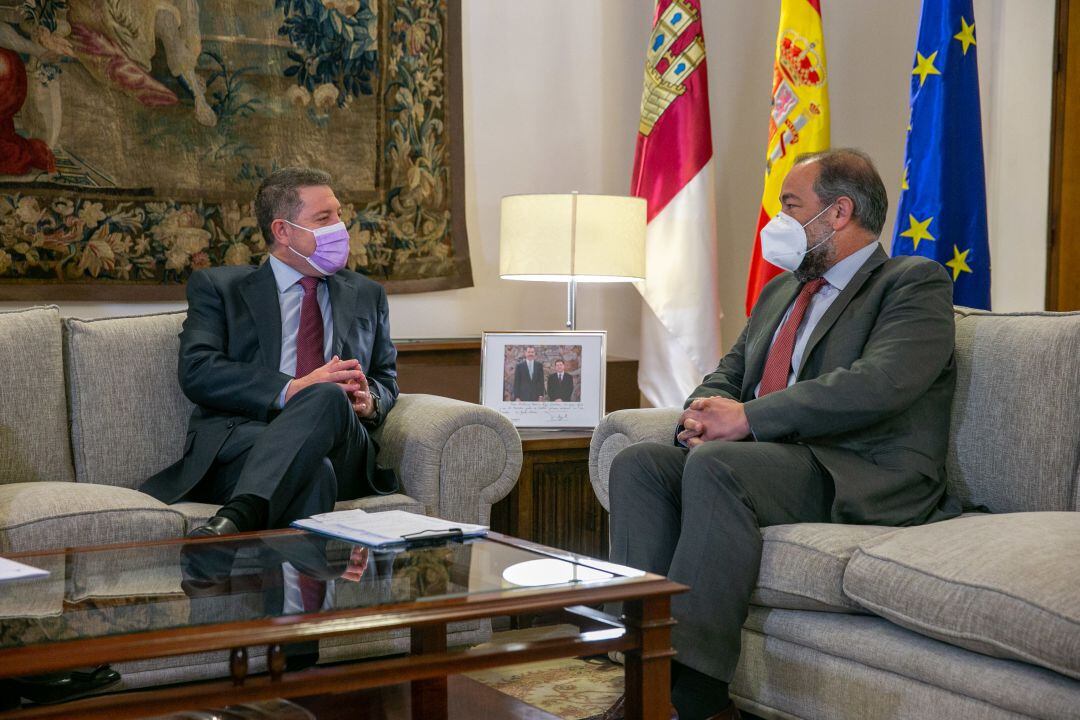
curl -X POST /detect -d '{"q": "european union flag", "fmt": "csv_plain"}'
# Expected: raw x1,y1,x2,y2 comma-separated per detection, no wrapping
892,0,991,309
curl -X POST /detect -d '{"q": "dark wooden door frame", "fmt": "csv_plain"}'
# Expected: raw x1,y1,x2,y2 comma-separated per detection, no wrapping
1048,0,1080,311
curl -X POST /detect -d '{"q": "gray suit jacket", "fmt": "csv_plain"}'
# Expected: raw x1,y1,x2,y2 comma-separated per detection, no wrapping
689,246,961,526
142,262,398,504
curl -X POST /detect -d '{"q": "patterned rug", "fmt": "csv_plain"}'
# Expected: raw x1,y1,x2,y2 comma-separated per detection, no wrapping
467,626,624,719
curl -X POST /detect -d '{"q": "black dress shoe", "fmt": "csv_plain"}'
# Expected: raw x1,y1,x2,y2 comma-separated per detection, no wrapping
187,516,240,538
13,665,121,705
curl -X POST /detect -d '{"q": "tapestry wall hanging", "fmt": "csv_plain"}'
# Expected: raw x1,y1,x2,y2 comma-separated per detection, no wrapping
0,0,470,299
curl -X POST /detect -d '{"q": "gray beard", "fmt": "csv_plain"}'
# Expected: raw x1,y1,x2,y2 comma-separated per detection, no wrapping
793,234,836,283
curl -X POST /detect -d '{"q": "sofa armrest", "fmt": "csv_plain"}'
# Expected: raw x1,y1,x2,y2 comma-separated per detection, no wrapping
589,408,682,511
375,394,522,524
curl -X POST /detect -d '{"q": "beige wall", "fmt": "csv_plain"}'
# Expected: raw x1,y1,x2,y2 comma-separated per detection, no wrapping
0,0,1055,360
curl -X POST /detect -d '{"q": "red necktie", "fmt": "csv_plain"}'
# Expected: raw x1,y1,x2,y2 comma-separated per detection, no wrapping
295,277,324,378
758,277,828,396
298,573,326,612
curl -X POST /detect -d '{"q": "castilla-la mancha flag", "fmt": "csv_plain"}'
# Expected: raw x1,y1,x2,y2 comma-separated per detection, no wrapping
745,0,831,314
632,0,722,408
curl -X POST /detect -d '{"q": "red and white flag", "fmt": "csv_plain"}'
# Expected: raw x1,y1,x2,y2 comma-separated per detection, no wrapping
632,0,722,408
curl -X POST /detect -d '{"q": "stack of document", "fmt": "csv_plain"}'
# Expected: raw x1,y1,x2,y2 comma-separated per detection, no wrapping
0,557,49,583
293,509,487,548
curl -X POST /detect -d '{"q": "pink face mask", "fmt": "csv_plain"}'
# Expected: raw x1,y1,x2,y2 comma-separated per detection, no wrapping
282,219,350,276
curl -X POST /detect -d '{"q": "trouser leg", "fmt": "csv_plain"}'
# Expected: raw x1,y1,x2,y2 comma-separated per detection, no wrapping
236,383,368,527
192,383,369,529
606,442,688,619
667,441,833,682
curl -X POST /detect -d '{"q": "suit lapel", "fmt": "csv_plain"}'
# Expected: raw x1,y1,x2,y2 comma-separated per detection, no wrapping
326,273,359,358
239,262,282,370
797,245,889,377
743,278,801,396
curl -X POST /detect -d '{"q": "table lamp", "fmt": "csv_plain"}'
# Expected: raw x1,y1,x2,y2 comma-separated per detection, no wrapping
500,193,646,330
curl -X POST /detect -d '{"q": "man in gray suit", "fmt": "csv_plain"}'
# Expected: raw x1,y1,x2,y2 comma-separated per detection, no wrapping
142,167,398,536
604,149,962,720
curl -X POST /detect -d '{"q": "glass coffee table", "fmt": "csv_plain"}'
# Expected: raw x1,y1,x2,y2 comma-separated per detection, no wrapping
0,530,685,719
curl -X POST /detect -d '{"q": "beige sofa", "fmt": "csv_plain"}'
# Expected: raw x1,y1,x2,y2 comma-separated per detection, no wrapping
589,309,1080,720
0,305,522,687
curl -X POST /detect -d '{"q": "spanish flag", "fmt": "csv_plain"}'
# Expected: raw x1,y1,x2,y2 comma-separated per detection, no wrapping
745,0,830,314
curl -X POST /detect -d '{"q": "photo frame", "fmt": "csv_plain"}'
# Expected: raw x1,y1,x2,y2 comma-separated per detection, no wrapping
480,331,606,429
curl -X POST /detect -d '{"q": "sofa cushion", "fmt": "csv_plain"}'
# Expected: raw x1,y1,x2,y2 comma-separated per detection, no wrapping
949,309,1080,512
65,312,193,489
736,607,1080,720
0,306,74,485
170,493,426,533
751,523,898,613
843,512,1080,680
334,492,427,515
0,482,185,553
0,554,65,620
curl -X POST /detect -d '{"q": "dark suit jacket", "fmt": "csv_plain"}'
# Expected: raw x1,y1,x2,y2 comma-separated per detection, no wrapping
142,262,398,504
688,246,961,526
547,372,574,402
512,360,546,401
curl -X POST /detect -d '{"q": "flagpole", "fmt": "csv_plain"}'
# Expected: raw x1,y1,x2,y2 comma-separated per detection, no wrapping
567,191,578,330
566,277,577,330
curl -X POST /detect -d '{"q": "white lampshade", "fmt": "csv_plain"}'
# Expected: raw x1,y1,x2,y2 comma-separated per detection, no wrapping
500,194,646,282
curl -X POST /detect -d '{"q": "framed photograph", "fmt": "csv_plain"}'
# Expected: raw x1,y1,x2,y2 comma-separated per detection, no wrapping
480,331,606,429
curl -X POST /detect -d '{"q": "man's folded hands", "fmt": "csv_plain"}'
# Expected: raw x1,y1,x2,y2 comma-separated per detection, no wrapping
677,396,751,447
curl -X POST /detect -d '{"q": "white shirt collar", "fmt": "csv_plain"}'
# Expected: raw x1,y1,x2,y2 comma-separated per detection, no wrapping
823,241,880,291
269,254,306,294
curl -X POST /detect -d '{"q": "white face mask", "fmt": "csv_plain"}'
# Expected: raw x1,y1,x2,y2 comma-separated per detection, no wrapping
760,202,836,272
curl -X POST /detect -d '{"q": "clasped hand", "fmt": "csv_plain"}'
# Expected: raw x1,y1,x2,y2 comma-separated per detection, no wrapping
284,356,376,419
676,396,751,448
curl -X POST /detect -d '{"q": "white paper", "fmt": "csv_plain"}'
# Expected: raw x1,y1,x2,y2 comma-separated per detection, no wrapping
293,509,487,548
0,557,50,583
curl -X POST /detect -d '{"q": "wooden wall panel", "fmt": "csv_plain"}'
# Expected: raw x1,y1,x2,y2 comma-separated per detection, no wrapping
1049,0,1080,310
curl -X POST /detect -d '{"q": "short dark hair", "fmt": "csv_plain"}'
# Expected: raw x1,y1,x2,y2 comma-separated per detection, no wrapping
794,148,888,236
255,167,332,247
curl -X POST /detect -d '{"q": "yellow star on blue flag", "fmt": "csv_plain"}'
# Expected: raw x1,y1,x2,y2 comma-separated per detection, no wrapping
892,0,991,309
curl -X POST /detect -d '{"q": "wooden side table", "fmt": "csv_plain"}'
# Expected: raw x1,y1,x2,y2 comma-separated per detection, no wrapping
489,429,609,559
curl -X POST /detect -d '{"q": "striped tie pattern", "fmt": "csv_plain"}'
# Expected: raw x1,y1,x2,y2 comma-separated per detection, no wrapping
757,277,827,396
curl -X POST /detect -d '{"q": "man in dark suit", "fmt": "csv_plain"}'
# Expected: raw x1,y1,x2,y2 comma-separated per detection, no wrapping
546,359,574,402
142,167,398,537
511,346,546,401
603,149,962,720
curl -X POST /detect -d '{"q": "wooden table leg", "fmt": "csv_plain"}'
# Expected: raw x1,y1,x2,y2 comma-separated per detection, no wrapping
229,647,249,687
622,596,676,720
267,644,285,682
410,623,448,720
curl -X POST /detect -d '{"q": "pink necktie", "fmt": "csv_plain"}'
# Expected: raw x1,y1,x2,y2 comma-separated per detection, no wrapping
758,277,827,396
295,277,324,378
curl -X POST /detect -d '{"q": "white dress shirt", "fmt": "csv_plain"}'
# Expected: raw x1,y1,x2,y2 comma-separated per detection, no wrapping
270,255,333,407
